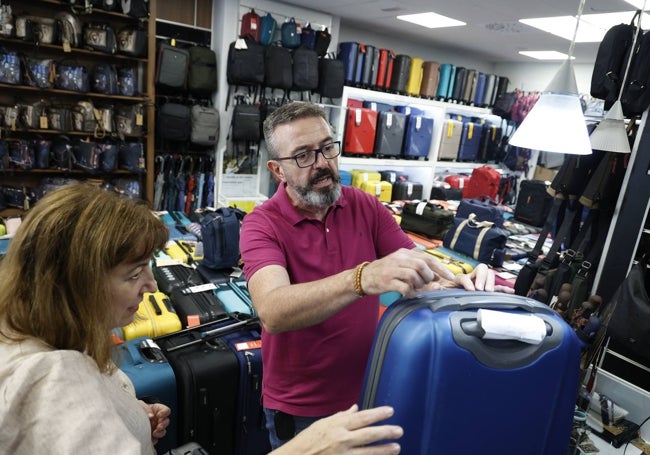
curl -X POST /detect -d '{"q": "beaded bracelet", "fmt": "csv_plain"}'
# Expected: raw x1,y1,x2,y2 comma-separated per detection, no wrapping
354,261,370,297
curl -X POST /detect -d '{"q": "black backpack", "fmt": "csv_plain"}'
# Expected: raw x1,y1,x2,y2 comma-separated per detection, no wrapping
188,45,218,96
291,47,319,92
590,12,639,109
264,45,293,92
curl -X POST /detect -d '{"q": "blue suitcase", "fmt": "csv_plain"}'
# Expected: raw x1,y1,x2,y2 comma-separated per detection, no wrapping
402,114,434,159
374,111,407,157
436,63,454,99
337,41,359,85
362,100,394,112
116,337,178,454
473,72,487,106
360,290,582,455
340,169,352,185
221,328,270,455
457,121,483,162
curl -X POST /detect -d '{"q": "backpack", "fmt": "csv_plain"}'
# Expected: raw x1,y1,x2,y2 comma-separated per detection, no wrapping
291,47,319,92
190,104,219,146
314,27,332,57
264,45,293,92
260,13,277,46
188,45,218,96
620,29,650,116
590,12,638,107
300,23,316,49
281,17,300,49
240,8,261,42
200,207,245,270
156,43,190,91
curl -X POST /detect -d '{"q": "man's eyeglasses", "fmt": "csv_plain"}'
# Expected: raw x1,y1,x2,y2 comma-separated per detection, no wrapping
275,141,341,168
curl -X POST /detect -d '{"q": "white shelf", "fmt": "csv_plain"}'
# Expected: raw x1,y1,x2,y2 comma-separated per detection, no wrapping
337,86,505,198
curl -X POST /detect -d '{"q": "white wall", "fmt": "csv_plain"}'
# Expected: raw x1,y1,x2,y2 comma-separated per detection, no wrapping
338,24,496,74
495,62,594,94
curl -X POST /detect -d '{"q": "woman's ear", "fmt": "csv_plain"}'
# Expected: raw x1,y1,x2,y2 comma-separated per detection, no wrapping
267,160,285,183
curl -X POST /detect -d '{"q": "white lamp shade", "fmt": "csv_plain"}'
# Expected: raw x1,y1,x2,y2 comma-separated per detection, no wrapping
508,93,592,155
589,101,631,153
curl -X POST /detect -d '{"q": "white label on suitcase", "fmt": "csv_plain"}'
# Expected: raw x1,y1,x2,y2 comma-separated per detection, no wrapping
181,283,217,294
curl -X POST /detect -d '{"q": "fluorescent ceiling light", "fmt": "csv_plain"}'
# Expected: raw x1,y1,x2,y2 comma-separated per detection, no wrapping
396,12,466,29
519,51,573,60
520,12,649,42
623,0,650,9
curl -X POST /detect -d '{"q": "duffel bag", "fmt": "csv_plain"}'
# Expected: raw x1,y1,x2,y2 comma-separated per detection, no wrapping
399,201,454,240
443,214,508,266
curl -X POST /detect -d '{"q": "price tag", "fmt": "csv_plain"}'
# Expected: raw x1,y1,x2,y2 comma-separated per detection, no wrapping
136,113,144,126
63,39,71,53
40,115,48,129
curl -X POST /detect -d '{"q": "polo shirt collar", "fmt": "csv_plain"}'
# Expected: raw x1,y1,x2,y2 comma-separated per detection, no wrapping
274,182,347,226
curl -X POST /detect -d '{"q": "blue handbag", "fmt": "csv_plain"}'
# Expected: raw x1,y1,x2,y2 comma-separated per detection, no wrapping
443,214,508,266
281,18,300,49
456,198,505,227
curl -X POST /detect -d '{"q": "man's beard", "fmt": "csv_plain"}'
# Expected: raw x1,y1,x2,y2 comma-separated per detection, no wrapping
293,170,342,208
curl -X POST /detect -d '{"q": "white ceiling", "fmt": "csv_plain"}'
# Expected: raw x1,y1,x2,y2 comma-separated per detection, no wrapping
279,0,642,64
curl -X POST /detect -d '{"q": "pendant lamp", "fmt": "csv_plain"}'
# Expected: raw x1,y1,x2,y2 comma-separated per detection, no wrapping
589,1,646,153
509,0,592,155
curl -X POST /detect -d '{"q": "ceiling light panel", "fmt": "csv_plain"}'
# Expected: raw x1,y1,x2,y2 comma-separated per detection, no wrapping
396,12,466,29
520,12,648,43
519,51,572,60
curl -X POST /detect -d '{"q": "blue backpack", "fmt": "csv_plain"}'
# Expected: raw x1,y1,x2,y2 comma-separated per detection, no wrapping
260,13,277,46
281,17,300,49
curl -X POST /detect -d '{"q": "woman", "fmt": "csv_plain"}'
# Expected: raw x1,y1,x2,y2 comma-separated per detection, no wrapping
0,184,402,454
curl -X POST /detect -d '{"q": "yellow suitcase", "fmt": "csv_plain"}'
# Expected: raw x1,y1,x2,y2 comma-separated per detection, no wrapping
406,57,424,96
118,291,182,340
351,169,381,188
360,180,392,203
163,239,203,264
424,248,474,275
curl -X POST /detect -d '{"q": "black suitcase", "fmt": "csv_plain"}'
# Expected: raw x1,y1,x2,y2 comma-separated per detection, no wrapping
360,43,376,88
169,288,227,327
389,54,411,94
155,318,265,455
451,66,467,102
373,111,406,157
392,180,423,201
153,263,204,295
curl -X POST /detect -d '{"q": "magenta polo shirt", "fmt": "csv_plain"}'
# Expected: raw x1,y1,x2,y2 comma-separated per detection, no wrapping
240,184,414,417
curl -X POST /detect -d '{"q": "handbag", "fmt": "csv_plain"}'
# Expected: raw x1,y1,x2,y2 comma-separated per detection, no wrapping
606,260,650,361
456,198,504,227
443,214,508,266
399,201,454,240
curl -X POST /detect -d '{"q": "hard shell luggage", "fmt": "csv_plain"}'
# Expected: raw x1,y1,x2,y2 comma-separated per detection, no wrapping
362,100,394,112
337,41,359,85
405,57,423,96
437,119,462,160
360,43,376,88
351,169,381,188
436,63,455,100
374,48,395,91
391,180,423,201
402,114,433,159
389,54,411,94
170,287,227,328
495,76,510,102
419,61,440,99
457,121,483,162
116,337,178,453
213,281,256,317
451,66,467,102
360,180,392,202
373,111,406,158
155,317,262,455
462,68,477,104
379,170,408,185
340,169,352,185
482,73,497,107
473,72,487,106
359,290,582,455
343,107,378,156
117,291,182,341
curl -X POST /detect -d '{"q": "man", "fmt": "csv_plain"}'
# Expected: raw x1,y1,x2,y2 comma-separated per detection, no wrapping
240,102,512,449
